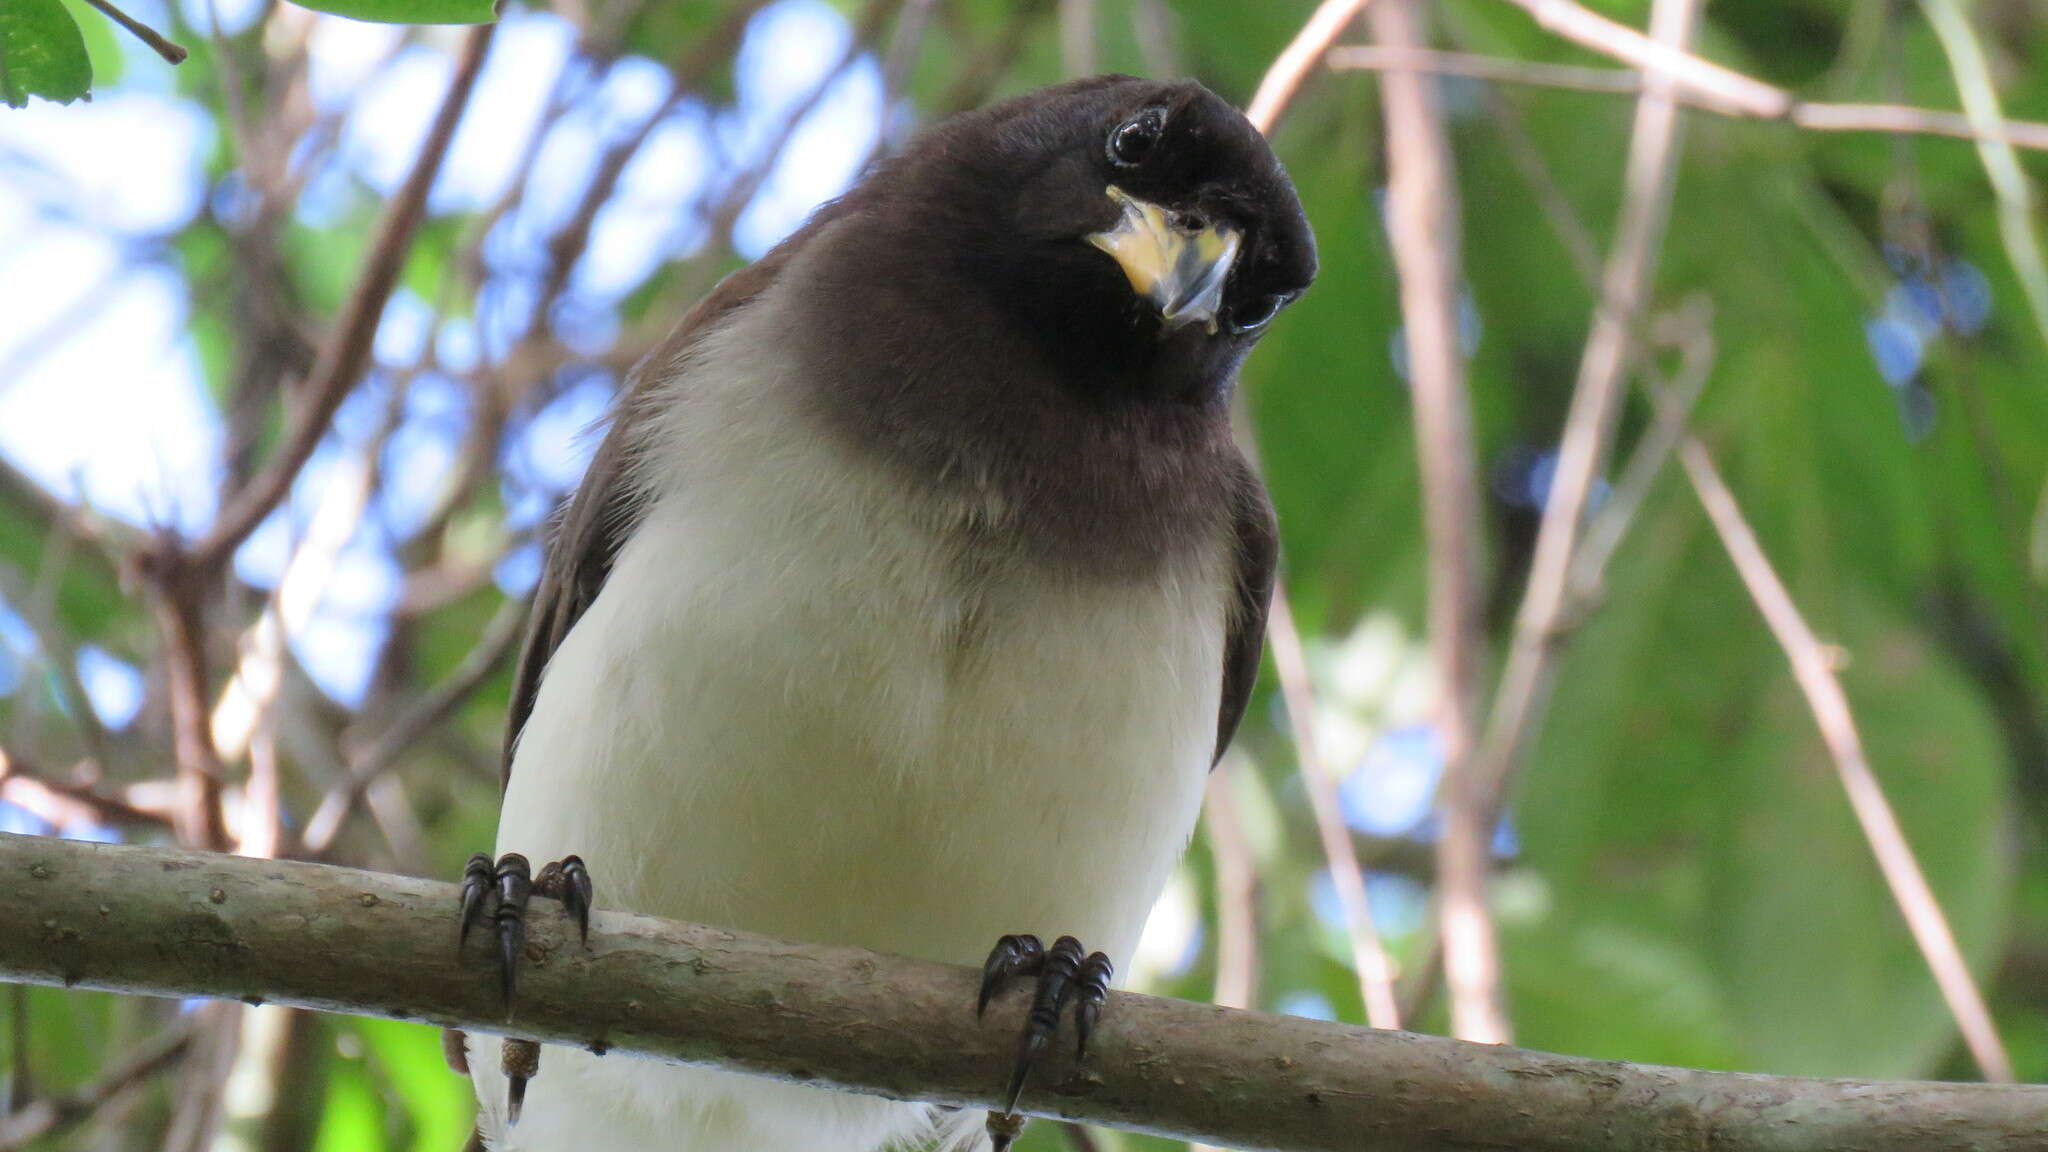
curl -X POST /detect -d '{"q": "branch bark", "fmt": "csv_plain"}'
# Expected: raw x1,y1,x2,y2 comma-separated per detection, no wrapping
3,834,2042,1152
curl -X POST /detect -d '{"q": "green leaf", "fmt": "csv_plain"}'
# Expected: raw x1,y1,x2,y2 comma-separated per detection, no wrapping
359,1018,476,1152
284,0,497,26
0,0,92,107
57,0,120,90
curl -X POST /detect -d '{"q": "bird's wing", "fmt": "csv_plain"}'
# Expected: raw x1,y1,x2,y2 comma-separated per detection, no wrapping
501,252,792,785
1214,457,1278,765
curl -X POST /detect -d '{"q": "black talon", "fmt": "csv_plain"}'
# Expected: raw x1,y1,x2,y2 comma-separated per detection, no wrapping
458,853,493,947
452,851,596,1117
1074,950,1111,1058
493,853,532,1008
535,854,594,946
977,933,1046,1017
976,933,1115,1138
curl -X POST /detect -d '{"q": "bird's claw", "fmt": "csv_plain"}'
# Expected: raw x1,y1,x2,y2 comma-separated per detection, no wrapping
976,933,1113,1149
456,851,594,1123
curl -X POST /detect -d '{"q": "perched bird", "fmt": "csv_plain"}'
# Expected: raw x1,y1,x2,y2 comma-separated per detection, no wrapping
457,73,1315,1151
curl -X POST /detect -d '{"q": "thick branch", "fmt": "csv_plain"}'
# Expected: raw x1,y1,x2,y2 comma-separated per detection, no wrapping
1,834,2041,1151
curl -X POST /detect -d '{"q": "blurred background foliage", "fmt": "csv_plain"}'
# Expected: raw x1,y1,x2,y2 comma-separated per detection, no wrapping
1,0,2046,1148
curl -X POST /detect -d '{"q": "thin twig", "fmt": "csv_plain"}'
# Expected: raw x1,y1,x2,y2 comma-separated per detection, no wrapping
187,24,497,574
1677,437,2015,1084
1191,764,1259,1152
1467,0,1698,846
702,0,897,246
1564,300,1715,602
79,0,187,65
880,0,941,107
526,1,764,340
210,454,375,766
1331,45,1641,92
1918,0,2048,352
146,579,231,851
0,750,171,830
1058,0,1096,78
1268,590,1403,1031
0,1020,195,1149
297,595,528,856
1245,0,1375,135
1368,0,1494,1044
1496,0,1785,117
1203,765,1259,1013
1239,8,1404,1031
1325,43,2048,154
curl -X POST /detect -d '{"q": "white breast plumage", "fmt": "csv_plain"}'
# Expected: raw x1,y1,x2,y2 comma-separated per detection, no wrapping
472,286,1230,1152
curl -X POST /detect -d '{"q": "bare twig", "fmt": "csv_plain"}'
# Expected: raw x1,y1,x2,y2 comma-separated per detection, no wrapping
1238,0,1409,1040
5,834,2045,1152
1331,45,1641,92
1268,591,1403,1031
1496,0,1784,118
1203,766,1259,1013
187,24,497,574
1468,0,1698,845
0,1020,195,1149
1129,0,1181,78
1677,438,2015,1084
297,595,528,856
1564,300,1716,602
1326,44,2048,154
0,749,170,831
526,1,764,340
880,0,941,106
1918,0,2048,352
1245,0,1375,135
702,0,897,246
210,454,374,766
1191,765,1259,1152
1367,0,1494,1044
147,580,231,851
79,0,187,65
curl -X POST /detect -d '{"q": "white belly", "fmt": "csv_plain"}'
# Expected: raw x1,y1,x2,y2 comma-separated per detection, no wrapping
474,307,1227,1151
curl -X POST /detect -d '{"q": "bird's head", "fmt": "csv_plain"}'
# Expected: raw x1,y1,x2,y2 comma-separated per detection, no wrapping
868,75,1317,403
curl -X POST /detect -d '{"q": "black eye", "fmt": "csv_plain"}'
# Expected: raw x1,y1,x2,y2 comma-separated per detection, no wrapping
1229,292,1291,333
1106,107,1166,167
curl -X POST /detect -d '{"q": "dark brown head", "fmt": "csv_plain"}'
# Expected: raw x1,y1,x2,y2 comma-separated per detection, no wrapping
773,76,1308,572
803,75,1317,410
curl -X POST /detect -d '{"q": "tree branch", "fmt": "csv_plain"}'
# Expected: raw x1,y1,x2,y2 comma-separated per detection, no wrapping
1326,44,2048,154
1244,0,1374,135
1367,0,1494,1045
1467,0,1697,852
186,23,496,574
3,834,2042,1152
1677,437,2015,1083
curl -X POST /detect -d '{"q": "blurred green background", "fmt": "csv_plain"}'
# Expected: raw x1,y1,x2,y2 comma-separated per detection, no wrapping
2,0,2046,1148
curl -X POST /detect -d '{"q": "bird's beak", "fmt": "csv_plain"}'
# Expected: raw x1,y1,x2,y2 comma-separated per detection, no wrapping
1087,185,1241,333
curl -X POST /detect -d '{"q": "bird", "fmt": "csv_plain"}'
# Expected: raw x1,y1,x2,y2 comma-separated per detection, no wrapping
454,73,1315,1152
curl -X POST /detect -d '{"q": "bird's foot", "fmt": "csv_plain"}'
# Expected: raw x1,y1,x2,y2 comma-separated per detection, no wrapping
456,851,593,1123
975,933,1112,1152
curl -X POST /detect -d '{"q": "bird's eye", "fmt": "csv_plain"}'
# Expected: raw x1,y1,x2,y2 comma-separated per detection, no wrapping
1229,292,1292,333
1106,107,1167,167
